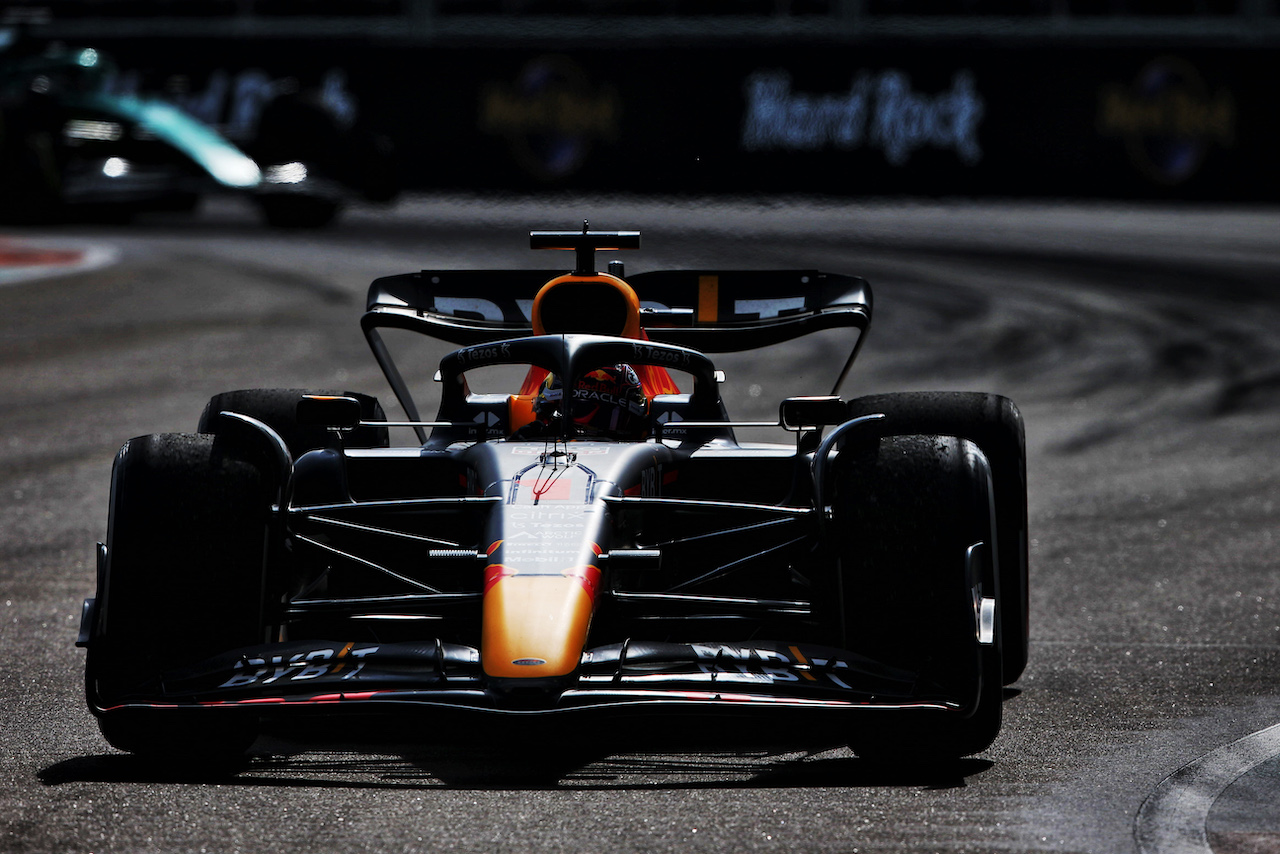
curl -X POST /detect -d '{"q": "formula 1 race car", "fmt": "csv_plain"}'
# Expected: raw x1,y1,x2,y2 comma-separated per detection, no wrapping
78,226,1029,766
0,40,259,222
0,36,397,226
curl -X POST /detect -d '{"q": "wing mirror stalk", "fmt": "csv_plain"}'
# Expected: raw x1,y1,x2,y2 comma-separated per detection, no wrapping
810,412,887,534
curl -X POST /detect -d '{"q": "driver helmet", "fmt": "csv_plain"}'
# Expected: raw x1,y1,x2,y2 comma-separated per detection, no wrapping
534,364,649,438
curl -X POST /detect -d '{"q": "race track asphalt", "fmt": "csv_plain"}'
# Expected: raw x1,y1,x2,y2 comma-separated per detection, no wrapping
3,194,1279,853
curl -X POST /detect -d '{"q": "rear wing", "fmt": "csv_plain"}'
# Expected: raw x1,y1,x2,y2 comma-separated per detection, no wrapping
362,268,873,427
362,269,872,353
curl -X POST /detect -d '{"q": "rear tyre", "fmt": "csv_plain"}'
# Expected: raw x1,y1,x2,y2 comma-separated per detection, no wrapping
198,388,390,458
846,391,1029,684
836,434,1003,762
87,433,270,763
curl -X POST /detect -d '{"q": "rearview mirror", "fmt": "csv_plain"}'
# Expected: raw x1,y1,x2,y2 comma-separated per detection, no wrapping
779,396,846,430
296,394,363,430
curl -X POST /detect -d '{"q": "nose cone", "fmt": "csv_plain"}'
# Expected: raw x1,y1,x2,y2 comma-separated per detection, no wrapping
482,568,599,679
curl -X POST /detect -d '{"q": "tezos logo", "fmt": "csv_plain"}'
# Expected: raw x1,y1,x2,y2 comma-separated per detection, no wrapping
1096,57,1235,186
460,342,512,363
631,342,688,365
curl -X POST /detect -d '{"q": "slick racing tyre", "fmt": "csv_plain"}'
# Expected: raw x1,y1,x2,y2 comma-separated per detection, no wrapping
835,434,1003,762
846,391,1030,685
198,388,390,459
87,433,271,763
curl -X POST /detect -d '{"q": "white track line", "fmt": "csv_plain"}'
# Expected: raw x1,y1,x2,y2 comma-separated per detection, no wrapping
1135,722,1280,854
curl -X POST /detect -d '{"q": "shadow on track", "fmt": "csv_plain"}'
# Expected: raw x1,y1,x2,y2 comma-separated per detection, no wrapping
39,748,993,793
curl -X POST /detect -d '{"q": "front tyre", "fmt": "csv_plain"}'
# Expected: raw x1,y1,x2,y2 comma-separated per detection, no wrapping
86,433,270,763
846,391,1029,684
836,434,1003,762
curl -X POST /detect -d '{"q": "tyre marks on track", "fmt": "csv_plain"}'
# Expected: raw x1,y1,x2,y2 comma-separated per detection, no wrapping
1136,723,1280,854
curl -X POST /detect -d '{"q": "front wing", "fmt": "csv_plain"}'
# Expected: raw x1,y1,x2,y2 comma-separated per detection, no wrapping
89,638,978,724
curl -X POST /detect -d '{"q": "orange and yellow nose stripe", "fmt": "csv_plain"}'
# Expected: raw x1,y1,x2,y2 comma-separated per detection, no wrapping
480,463,607,679
482,569,599,678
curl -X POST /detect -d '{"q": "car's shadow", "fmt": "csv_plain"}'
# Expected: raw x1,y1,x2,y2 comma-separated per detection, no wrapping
40,745,993,792
44,690,1021,791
